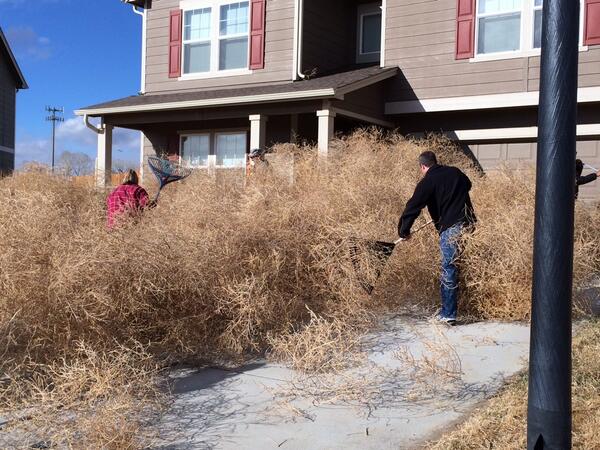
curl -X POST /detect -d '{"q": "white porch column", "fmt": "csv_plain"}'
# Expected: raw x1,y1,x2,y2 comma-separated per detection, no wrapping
317,109,336,157
249,114,268,150
96,123,113,188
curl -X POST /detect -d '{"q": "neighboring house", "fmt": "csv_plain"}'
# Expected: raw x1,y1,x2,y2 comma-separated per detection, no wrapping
77,0,600,197
0,27,28,175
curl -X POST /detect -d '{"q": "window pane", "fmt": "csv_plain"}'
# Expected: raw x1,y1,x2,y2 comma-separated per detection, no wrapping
184,8,211,41
216,133,247,167
478,0,521,14
181,135,210,167
477,13,521,53
534,9,542,48
361,13,382,54
534,0,542,6
184,42,211,73
220,2,249,36
219,37,248,70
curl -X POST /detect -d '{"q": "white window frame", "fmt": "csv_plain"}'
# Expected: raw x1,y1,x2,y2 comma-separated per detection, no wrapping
179,0,252,80
471,0,588,62
179,129,248,169
356,3,382,64
179,133,211,168
214,131,248,168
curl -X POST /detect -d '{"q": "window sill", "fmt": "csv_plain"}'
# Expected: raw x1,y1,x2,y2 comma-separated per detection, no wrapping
470,46,589,63
179,68,253,81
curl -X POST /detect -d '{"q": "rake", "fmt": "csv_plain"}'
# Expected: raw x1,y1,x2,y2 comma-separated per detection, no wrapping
147,156,192,203
349,220,434,294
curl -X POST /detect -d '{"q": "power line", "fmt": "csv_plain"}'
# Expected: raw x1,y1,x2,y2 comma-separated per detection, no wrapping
45,106,64,172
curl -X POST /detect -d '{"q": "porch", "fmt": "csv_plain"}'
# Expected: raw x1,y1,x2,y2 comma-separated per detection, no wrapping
75,66,397,187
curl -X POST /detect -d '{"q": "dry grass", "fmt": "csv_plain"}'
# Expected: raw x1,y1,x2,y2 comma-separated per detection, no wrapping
426,320,600,450
1,130,599,446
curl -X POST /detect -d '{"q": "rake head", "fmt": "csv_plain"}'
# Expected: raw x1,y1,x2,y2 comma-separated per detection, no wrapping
147,156,192,202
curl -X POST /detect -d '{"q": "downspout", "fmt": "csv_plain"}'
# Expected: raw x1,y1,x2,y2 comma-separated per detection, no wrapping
131,4,147,179
84,114,102,134
295,0,306,79
131,5,146,94
380,0,386,67
83,114,103,180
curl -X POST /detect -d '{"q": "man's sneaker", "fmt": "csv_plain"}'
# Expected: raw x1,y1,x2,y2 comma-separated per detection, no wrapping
430,314,457,326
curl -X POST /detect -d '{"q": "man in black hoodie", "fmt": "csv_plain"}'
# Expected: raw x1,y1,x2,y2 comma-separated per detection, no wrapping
398,151,476,325
575,159,599,199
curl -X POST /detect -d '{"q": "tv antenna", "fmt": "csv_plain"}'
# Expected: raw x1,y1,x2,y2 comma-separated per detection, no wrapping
45,106,64,172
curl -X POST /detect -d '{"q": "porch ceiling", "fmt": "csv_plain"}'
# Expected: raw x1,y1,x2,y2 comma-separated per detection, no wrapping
76,66,397,117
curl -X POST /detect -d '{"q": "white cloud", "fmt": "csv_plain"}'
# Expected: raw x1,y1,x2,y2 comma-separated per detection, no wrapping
5,26,52,60
16,117,140,169
15,135,52,167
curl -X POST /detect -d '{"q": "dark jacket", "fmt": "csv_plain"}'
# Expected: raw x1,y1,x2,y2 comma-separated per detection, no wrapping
575,173,597,199
398,164,476,238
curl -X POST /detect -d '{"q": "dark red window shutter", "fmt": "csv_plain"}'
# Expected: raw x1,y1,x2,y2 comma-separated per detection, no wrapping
455,0,476,59
249,0,266,69
584,0,600,45
169,10,183,78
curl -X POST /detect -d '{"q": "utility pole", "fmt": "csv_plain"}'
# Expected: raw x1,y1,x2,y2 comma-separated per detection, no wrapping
45,106,64,172
527,0,579,448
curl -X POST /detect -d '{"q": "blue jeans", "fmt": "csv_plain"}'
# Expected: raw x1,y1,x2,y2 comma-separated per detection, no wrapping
439,224,462,319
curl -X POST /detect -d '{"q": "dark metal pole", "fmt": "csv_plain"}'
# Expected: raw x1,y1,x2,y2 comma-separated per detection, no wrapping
45,106,63,173
51,119,56,172
527,0,579,448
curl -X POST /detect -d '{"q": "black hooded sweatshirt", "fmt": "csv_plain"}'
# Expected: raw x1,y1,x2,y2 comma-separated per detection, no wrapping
398,164,476,238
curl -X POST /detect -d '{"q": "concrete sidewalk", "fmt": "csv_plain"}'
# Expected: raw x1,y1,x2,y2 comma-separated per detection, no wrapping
153,317,530,449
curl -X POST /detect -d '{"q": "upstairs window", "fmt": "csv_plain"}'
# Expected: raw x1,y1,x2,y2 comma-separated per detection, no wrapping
476,0,522,54
357,3,382,64
182,0,249,75
476,0,582,56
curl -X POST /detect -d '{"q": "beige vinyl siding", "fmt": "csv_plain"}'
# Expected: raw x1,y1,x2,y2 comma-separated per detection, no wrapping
145,0,295,93
472,139,600,200
527,47,600,91
384,0,600,102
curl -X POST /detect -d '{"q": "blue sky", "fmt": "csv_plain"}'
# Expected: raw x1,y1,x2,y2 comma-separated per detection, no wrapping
1,0,143,167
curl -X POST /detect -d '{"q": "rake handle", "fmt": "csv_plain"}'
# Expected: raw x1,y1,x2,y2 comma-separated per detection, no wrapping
394,220,433,245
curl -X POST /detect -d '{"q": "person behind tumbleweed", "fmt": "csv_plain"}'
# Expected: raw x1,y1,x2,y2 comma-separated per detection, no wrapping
106,169,154,228
246,147,270,178
398,151,476,326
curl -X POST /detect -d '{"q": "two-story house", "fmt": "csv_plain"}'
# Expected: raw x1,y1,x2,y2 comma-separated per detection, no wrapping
76,0,600,198
0,27,28,175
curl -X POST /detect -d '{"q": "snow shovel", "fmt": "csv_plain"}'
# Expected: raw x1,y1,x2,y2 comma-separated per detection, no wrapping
147,156,192,203
349,220,433,294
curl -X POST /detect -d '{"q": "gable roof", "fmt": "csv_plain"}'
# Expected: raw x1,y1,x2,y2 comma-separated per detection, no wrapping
76,66,397,116
0,27,28,90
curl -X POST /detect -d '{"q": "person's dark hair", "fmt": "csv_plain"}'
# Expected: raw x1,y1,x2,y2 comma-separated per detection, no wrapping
576,159,583,177
122,169,139,185
418,151,438,168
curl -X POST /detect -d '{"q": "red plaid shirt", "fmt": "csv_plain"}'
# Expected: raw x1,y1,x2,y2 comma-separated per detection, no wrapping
106,183,149,228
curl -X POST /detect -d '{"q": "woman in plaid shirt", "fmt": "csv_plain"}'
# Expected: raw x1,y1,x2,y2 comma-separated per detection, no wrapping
106,169,152,228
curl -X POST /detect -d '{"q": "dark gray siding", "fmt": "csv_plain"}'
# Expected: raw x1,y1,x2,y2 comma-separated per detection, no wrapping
0,53,16,149
0,54,16,174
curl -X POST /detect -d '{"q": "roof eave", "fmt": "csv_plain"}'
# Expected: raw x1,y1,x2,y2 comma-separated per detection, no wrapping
75,88,340,116
75,66,399,117
0,28,28,90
